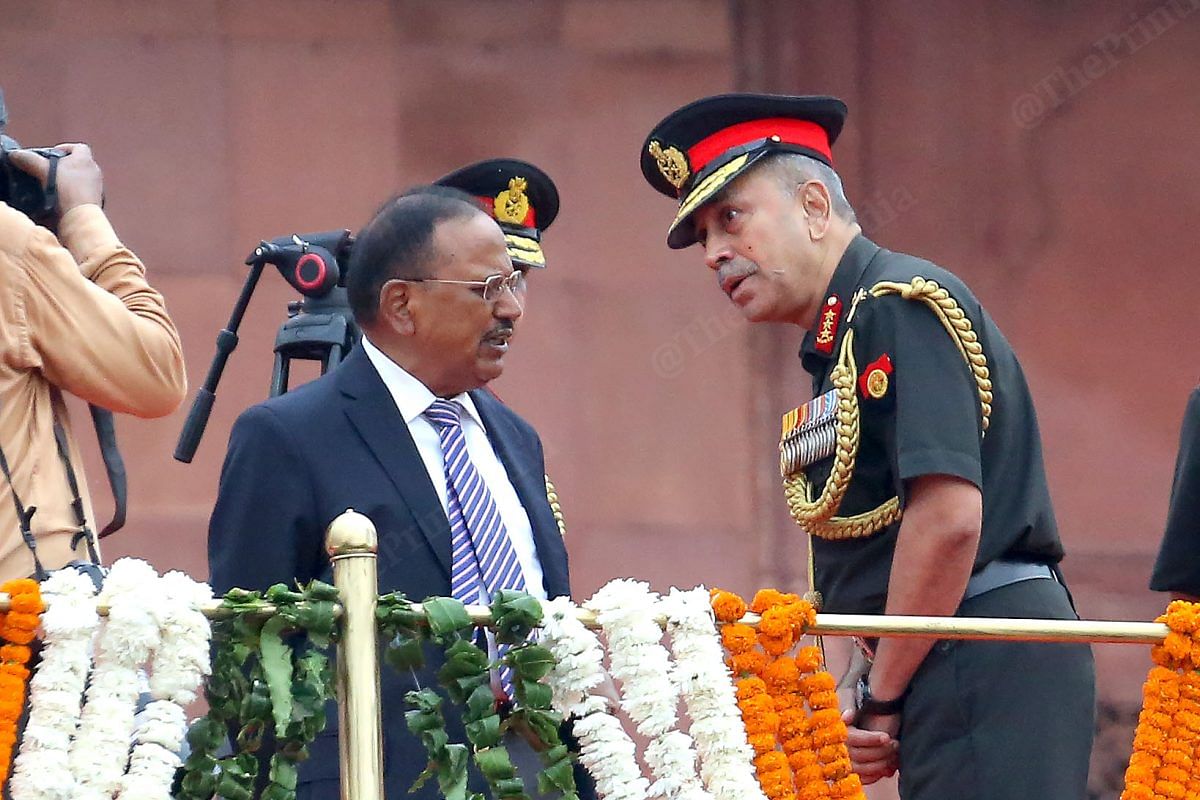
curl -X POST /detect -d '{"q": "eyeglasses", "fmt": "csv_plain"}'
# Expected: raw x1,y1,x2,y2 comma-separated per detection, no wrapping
402,271,525,302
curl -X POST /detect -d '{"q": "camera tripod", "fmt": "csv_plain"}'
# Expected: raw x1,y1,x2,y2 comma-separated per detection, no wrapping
174,230,356,463
270,287,358,397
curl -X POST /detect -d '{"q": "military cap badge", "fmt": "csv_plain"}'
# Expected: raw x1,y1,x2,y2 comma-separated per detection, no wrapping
435,159,560,270
647,140,690,192
495,177,531,225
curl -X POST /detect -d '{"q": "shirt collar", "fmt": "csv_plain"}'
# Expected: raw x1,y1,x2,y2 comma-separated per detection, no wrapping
799,234,881,373
360,335,486,429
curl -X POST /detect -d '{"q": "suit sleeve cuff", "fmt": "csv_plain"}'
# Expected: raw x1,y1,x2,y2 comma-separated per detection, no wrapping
56,204,121,276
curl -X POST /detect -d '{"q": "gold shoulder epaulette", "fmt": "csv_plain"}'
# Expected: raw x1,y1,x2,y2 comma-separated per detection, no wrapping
781,277,992,541
545,474,567,539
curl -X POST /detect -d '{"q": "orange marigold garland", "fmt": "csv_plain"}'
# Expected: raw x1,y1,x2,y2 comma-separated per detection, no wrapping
712,588,865,800
0,579,44,783
752,591,808,800
1179,671,1200,798
1122,600,1200,800
714,590,788,799
796,647,862,799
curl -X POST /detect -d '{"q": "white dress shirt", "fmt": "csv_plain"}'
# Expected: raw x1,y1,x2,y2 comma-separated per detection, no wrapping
361,335,546,600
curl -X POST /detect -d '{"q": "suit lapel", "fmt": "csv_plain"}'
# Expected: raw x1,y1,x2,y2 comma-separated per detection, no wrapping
471,390,569,597
338,348,452,578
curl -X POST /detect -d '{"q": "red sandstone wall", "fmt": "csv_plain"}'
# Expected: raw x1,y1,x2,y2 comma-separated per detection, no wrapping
3,2,1198,797
1,0,742,587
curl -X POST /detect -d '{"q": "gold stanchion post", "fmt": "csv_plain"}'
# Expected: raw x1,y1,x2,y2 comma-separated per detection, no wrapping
326,509,384,800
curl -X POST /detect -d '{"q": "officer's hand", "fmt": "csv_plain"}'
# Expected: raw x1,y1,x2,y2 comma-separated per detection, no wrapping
8,143,104,213
841,708,899,784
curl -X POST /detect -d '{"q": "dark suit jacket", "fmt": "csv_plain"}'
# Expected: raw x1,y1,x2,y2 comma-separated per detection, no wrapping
208,345,574,800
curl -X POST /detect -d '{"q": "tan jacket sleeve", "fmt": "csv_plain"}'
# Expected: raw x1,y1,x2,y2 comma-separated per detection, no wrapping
2,203,187,417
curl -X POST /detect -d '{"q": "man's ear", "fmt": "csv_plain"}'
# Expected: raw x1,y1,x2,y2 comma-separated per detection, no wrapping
799,180,834,240
377,279,416,336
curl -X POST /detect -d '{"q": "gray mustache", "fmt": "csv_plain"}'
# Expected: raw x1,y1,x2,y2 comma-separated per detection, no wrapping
717,261,758,289
483,323,513,340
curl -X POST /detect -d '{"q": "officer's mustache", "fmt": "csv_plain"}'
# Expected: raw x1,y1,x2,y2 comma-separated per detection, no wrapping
482,322,514,343
716,260,759,289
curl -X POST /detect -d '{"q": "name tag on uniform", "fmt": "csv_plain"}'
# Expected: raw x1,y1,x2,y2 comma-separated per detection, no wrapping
780,389,839,476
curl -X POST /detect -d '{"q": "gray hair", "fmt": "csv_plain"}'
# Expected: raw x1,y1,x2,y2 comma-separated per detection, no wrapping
763,152,856,223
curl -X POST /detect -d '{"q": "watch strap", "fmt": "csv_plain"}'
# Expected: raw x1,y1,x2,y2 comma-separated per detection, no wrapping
858,694,905,717
855,674,907,719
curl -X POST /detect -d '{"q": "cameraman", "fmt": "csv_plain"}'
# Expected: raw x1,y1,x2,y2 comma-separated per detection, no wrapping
0,143,186,581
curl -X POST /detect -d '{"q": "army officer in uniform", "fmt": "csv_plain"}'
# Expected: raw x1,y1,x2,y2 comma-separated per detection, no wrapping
638,93,1095,800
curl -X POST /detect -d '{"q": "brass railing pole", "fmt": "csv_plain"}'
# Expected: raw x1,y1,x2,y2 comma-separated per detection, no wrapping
326,509,384,800
807,613,1168,644
0,593,1172,645
437,604,1171,645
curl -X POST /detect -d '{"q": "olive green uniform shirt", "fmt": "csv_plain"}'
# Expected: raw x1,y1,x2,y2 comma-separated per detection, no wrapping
800,235,1063,614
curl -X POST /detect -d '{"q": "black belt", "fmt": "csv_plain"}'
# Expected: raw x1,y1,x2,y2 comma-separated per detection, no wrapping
857,559,1056,656
963,559,1055,601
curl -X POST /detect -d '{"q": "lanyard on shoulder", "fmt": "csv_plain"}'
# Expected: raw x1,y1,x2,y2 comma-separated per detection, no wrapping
52,415,100,563
0,435,47,580
0,399,104,580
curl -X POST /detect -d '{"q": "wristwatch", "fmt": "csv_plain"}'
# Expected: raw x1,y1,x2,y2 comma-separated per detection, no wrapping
854,673,906,719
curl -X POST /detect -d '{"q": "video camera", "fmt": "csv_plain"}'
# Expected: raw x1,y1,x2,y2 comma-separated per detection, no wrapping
0,89,65,226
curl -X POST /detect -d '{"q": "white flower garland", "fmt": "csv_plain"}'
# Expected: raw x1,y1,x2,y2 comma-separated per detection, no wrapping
541,595,649,800
117,570,213,800
148,571,213,705
69,558,162,800
586,580,712,800
9,568,99,800
659,587,767,800
117,701,186,800
13,561,214,800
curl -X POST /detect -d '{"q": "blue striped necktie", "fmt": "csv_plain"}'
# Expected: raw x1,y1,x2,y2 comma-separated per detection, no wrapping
424,398,528,695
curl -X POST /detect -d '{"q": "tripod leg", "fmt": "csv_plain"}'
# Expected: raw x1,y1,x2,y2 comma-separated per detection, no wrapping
271,352,290,397
322,343,345,375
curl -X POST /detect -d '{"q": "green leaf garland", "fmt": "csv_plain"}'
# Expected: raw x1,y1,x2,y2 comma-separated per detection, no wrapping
380,592,479,800
423,596,475,642
179,581,338,800
356,589,585,800
491,593,579,800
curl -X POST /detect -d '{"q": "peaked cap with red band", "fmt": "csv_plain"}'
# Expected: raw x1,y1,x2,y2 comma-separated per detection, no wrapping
640,93,848,249
436,158,560,269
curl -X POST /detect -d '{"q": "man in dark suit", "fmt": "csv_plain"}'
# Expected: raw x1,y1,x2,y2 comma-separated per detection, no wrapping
208,190,582,800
